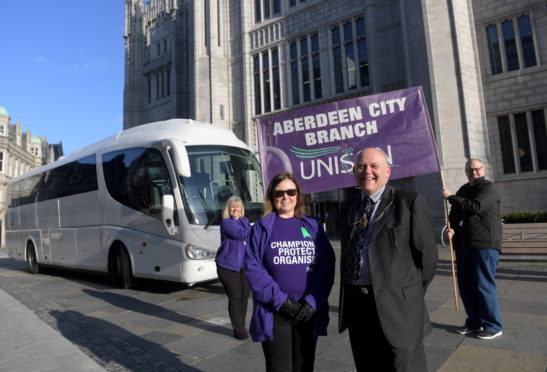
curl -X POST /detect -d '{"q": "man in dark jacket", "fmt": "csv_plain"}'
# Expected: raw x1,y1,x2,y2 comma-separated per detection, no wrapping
442,158,503,340
339,148,438,372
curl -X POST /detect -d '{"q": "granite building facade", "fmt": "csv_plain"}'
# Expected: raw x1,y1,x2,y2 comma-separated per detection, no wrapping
123,0,547,233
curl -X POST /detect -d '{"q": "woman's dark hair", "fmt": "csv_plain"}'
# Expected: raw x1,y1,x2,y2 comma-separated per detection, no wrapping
263,172,305,218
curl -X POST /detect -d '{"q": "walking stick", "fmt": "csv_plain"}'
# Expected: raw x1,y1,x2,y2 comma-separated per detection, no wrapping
441,170,460,311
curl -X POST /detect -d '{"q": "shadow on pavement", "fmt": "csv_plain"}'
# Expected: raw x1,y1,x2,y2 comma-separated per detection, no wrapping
82,289,231,337
431,321,462,334
50,309,202,372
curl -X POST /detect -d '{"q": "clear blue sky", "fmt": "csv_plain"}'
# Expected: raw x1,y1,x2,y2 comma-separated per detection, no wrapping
0,1,125,156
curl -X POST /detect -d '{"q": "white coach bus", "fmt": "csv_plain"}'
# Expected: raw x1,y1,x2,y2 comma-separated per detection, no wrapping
6,119,263,287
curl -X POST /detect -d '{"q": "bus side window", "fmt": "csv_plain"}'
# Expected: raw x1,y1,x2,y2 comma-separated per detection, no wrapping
38,166,67,201
103,147,173,220
7,181,21,208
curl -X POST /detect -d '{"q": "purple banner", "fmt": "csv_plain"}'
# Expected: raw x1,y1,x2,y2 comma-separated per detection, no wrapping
257,87,440,194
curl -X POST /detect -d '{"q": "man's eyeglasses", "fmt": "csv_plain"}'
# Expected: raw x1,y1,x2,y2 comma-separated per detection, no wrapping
465,167,483,173
273,189,297,198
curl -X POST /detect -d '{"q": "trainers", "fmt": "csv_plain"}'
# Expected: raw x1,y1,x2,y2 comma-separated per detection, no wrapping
477,329,502,339
456,325,482,335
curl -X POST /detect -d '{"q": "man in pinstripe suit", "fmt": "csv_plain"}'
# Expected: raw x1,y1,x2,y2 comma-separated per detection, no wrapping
339,148,438,372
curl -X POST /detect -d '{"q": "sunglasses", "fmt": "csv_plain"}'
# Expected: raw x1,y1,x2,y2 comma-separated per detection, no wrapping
273,189,297,198
465,166,483,173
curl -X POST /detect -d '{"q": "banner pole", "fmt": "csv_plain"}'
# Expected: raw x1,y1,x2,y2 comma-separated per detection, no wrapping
440,172,460,311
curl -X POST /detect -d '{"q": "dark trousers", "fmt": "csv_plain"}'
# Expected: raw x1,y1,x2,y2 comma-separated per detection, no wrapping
346,286,427,372
455,248,502,332
261,312,317,372
217,266,250,333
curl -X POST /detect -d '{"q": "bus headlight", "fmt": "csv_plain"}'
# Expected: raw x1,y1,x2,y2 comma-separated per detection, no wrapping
185,244,216,259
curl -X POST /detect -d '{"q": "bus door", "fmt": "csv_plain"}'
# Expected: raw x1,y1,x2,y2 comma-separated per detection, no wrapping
101,147,182,279
37,197,61,264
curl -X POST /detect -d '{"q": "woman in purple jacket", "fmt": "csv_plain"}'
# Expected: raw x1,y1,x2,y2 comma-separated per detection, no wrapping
216,195,251,340
245,172,335,371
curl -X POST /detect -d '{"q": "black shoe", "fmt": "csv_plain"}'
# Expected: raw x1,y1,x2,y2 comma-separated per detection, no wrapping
233,329,249,340
477,329,502,339
456,325,482,335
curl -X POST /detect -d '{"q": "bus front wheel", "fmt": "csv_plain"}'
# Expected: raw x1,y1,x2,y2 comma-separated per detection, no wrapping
26,244,40,274
111,246,136,289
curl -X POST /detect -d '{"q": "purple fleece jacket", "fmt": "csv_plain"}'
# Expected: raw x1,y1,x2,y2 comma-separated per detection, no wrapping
244,212,335,342
215,217,250,271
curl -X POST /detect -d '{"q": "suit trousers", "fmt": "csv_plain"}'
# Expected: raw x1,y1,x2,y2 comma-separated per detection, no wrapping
217,266,250,333
346,286,428,372
261,312,317,372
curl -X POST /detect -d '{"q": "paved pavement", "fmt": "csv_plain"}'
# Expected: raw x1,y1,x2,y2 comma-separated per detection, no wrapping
0,244,546,372
0,281,106,371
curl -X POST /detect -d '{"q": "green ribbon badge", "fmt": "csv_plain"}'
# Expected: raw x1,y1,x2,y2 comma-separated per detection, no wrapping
301,227,312,239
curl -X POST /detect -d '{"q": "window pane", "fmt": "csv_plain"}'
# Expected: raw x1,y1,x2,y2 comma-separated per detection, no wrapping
514,113,533,172
290,42,300,105
19,174,42,205
343,22,353,42
358,39,369,86
166,70,170,96
38,165,68,200
502,20,519,71
332,25,340,45
255,0,261,22
345,44,356,90
147,76,152,103
532,110,547,170
273,0,280,14
182,146,264,224
486,25,503,74
264,0,270,18
344,22,356,90
156,74,160,99
518,15,537,68
356,17,365,36
253,55,261,114
355,17,369,86
301,39,310,102
498,116,515,174
272,48,281,110
65,155,98,197
332,27,343,93
311,34,322,99
262,52,271,113
300,38,308,56
102,148,172,219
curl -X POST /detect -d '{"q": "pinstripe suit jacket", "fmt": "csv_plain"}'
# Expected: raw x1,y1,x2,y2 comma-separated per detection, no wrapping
338,186,438,349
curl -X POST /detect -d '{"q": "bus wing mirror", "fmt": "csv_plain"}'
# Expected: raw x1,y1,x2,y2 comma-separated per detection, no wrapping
162,194,178,236
162,139,191,178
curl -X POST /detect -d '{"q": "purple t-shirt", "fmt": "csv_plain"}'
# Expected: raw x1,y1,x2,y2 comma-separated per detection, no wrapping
264,216,317,301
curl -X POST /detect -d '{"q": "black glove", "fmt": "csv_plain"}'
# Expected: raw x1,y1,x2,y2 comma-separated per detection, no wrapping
295,301,314,322
279,298,301,318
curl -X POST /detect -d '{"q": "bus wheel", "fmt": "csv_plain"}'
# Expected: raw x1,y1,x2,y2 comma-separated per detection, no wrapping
26,244,40,274
114,247,135,289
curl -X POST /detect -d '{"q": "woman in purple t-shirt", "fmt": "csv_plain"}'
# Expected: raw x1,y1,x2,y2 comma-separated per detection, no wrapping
215,196,251,340
245,172,335,371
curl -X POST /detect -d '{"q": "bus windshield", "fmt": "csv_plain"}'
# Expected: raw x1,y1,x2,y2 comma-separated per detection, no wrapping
180,145,263,225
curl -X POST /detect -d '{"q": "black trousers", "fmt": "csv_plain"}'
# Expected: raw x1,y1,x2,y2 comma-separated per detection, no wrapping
217,266,250,333
346,286,427,372
261,312,317,372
